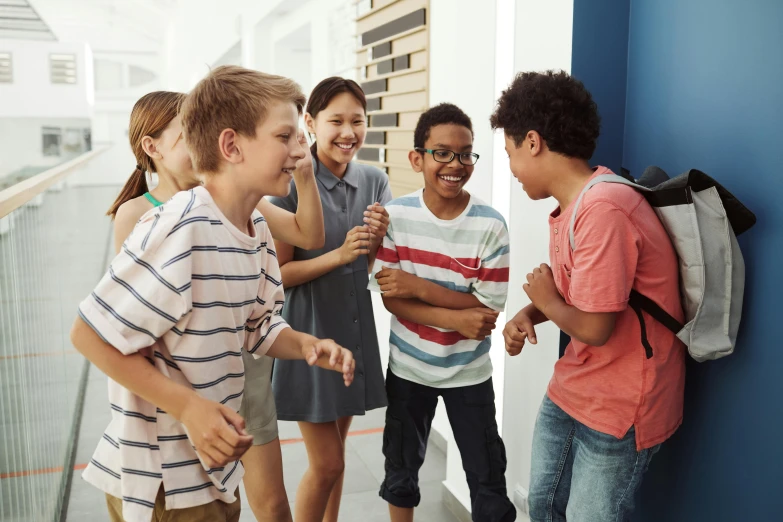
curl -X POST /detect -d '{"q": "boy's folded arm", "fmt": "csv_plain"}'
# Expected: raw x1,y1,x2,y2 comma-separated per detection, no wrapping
381,295,456,331
522,303,549,325
543,298,616,346
70,316,198,420
416,277,485,310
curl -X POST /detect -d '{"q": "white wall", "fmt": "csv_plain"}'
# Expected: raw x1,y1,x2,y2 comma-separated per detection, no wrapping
77,48,165,187
501,1,574,516
244,0,355,89
0,117,91,179
165,0,301,91
0,40,93,119
272,22,313,95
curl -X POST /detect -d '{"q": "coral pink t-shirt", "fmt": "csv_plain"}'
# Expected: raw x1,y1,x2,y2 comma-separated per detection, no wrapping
547,167,686,451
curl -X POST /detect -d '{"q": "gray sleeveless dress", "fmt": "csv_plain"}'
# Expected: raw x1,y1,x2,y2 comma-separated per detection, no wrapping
269,160,392,422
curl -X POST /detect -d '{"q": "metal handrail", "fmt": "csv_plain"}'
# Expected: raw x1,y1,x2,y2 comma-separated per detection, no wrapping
0,144,111,218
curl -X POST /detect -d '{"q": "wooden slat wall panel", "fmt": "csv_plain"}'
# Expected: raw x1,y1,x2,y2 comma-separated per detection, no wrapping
378,90,427,113
387,70,426,92
364,49,427,80
387,168,424,198
358,30,428,67
386,149,411,165
398,111,423,128
386,128,417,148
357,0,427,35
356,0,429,196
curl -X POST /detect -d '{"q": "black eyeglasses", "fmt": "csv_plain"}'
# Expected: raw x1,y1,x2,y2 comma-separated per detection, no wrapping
415,148,480,166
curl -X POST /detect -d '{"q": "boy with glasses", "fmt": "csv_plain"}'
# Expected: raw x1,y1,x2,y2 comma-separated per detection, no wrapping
368,103,516,522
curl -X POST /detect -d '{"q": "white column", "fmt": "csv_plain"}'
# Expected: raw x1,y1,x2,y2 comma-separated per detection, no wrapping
501,1,574,518
241,17,255,69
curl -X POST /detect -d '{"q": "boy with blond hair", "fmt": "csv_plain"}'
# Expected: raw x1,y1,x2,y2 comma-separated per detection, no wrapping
70,65,355,522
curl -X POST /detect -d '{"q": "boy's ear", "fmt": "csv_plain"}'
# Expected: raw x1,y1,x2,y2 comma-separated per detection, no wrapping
527,130,543,157
141,136,161,160
218,128,242,164
408,149,424,172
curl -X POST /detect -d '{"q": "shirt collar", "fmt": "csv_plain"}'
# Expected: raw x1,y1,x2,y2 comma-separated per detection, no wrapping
315,159,359,190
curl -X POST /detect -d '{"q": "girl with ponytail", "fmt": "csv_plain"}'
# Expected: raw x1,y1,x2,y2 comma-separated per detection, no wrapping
108,90,325,255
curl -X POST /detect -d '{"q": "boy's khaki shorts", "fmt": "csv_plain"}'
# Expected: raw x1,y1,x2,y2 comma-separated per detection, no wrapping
106,487,240,522
238,350,279,445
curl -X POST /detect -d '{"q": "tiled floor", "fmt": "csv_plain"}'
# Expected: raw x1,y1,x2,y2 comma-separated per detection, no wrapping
66,368,459,522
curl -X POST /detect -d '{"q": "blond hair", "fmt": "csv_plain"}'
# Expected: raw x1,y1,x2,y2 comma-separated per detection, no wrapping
180,66,306,173
107,91,186,218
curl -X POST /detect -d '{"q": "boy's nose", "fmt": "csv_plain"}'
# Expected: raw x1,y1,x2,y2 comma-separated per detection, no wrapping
293,140,306,160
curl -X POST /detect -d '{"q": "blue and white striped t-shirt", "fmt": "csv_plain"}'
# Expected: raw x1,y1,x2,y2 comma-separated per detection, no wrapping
368,189,510,388
78,186,288,522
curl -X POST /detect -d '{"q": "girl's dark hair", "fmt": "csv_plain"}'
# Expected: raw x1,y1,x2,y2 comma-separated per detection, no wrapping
305,77,367,174
107,91,186,218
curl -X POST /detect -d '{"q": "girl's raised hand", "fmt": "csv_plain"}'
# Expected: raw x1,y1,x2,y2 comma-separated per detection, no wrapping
364,203,390,240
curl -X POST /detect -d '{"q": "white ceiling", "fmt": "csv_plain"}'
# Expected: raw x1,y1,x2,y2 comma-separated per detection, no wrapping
23,0,177,53
0,0,56,41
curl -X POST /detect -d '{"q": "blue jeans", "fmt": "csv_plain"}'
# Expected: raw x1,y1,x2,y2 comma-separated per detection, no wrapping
528,395,659,522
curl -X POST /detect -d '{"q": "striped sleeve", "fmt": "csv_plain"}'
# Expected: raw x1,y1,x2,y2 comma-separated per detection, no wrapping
78,209,193,355
472,220,511,311
244,225,289,357
368,219,400,293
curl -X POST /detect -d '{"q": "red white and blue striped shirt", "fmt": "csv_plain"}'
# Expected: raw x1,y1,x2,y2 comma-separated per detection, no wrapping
368,189,510,388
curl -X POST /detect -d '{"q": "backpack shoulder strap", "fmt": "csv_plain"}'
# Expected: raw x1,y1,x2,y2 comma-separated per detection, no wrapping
567,175,683,354
568,174,647,251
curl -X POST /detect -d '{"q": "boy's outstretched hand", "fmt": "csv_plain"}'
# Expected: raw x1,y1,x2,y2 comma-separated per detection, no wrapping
303,339,356,386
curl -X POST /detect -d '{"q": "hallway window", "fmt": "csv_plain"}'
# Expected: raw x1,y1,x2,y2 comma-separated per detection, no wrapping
50,53,76,84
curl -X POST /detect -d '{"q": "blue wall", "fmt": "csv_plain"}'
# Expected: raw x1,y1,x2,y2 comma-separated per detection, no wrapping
622,1,783,520
571,0,631,173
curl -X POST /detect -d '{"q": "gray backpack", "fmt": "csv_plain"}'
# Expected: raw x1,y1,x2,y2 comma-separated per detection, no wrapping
569,167,756,362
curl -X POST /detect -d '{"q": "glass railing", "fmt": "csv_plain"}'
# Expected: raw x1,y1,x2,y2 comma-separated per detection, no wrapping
0,147,112,522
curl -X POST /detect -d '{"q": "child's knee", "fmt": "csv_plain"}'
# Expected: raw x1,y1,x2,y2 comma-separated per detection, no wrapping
248,489,289,518
312,454,345,484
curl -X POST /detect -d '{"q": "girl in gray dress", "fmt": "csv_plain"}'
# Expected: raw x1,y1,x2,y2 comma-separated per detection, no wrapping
269,78,392,522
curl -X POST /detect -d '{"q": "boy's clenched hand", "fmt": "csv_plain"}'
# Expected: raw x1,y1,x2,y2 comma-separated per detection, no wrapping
523,264,562,315
375,267,421,298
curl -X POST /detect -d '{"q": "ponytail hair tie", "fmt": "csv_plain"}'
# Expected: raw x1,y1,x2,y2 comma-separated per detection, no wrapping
136,164,143,171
